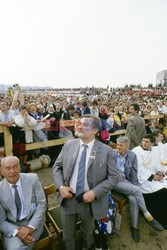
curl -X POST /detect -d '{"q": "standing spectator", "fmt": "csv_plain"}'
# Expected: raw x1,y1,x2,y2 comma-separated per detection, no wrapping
53,114,120,250
126,104,146,149
10,84,24,115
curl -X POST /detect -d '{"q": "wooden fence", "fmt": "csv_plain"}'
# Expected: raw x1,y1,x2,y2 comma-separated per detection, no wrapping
0,115,165,156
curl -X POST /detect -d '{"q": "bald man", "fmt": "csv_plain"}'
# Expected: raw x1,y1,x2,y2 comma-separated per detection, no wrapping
0,156,46,250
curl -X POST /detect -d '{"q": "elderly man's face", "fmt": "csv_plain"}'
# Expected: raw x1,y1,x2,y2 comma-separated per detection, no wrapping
1,157,20,184
117,142,128,155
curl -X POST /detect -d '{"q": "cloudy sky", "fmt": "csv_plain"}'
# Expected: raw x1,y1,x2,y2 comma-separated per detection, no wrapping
0,0,167,88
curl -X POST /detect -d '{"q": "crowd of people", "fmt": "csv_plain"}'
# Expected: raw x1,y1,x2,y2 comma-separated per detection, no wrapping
0,84,167,146
0,84,167,250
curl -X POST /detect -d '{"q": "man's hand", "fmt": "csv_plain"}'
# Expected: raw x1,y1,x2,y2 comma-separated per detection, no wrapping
22,234,35,245
17,226,34,240
83,190,96,203
23,111,29,118
6,120,15,127
59,186,74,199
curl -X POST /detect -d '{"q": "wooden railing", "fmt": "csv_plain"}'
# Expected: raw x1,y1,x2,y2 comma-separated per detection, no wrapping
0,114,165,156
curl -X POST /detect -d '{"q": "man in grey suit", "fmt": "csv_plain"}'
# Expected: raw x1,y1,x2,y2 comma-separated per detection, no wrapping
126,103,146,149
0,156,46,250
53,114,121,250
113,136,163,242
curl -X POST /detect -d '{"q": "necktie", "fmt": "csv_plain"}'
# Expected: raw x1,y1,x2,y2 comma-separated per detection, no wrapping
12,185,22,220
76,144,88,199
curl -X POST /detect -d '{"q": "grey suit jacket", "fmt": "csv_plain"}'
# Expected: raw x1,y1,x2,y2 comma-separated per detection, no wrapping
114,150,139,185
53,138,121,220
125,114,146,150
0,173,46,237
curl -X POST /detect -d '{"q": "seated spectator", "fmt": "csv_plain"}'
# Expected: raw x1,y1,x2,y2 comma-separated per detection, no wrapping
28,103,48,143
62,104,75,120
81,101,91,115
14,105,37,143
152,129,167,173
158,101,164,114
73,110,81,120
75,101,82,114
54,102,64,120
150,105,159,130
28,103,43,121
0,101,15,146
90,100,99,118
0,156,46,250
0,101,15,127
132,134,167,229
118,105,128,128
43,104,60,140
162,100,167,115
99,105,109,121
113,136,163,242
37,105,45,115
72,110,81,137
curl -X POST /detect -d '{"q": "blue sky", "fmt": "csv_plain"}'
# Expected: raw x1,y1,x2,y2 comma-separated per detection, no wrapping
0,0,167,88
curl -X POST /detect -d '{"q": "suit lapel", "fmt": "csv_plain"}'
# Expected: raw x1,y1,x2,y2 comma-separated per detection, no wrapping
2,180,17,220
20,174,32,212
67,139,80,179
87,140,100,169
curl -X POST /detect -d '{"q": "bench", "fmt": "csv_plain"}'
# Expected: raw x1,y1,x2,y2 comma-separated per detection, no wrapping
112,190,129,215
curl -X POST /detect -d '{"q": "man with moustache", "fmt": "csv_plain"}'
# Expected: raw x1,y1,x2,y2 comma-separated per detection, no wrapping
53,114,120,250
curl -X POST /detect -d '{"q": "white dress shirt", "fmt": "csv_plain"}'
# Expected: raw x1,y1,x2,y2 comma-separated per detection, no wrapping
132,146,167,193
8,179,27,220
70,139,95,194
7,178,35,236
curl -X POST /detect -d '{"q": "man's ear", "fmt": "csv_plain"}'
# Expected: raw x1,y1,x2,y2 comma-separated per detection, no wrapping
1,168,4,176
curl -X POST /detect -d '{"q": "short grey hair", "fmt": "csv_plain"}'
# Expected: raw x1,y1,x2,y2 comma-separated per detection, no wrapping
1,156,20,169
116,136,130,147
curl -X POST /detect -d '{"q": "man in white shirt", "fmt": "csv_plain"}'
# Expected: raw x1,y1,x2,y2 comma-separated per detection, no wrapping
0,156,46,250
132,134,167,229
152,129,167,174
53,114,121,250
